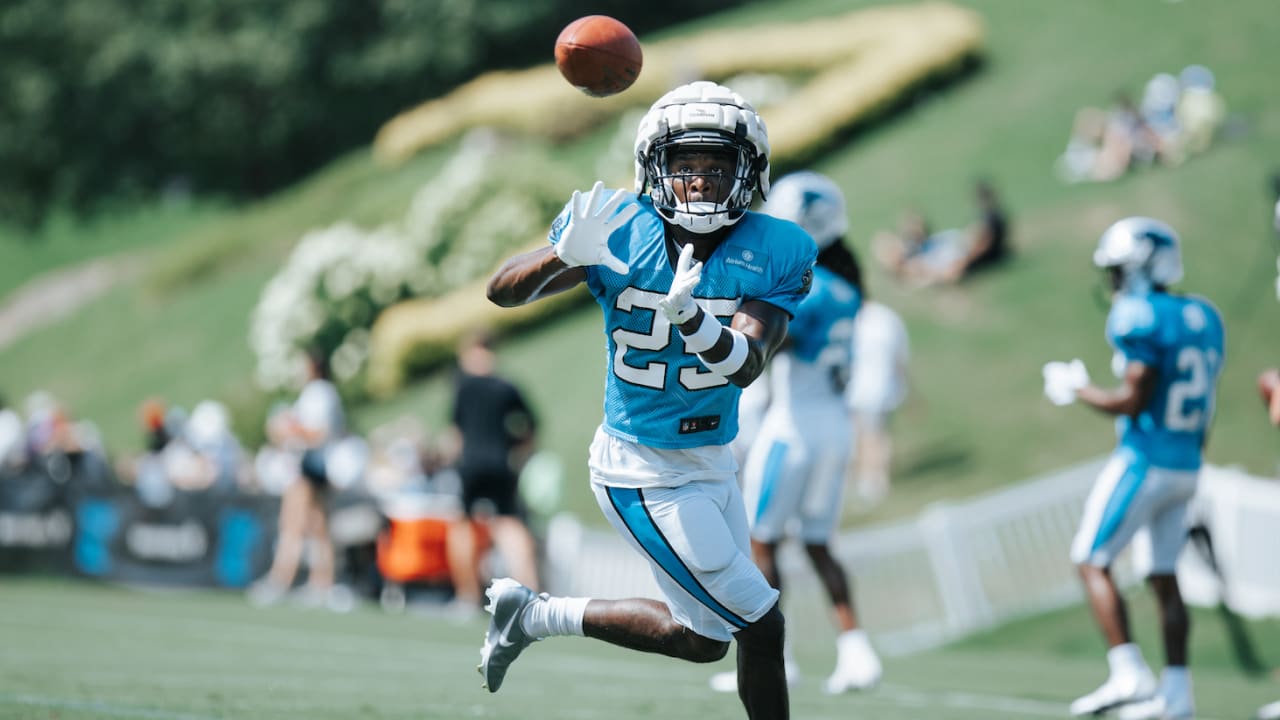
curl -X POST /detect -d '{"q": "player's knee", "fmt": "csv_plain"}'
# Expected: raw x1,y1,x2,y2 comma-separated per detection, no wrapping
736,603,785,653
684,635,731,663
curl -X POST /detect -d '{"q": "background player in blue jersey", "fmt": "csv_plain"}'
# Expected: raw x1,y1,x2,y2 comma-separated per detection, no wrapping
710,171,881,696
478,81,817,720
1043,217,1225,720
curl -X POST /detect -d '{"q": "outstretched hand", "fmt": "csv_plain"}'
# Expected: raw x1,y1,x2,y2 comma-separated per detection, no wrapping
554,181,636,274
659,242,703,325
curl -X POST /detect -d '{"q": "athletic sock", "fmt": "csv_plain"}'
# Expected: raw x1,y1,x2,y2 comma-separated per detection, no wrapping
1107,643,1147,678
1161,666,1190,696
836,629,872,663
521,595,589,639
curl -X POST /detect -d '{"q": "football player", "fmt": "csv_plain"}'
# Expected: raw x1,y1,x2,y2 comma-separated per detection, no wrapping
479,81,816,720
708,171,880,696
1043,217,1225,720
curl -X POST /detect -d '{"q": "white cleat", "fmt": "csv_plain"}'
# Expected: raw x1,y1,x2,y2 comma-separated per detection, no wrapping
1117,693,1194,720
1070,670,1158,716
823,660,882,695
825,631,883,694
477,578,540,693
1255,700,1280,720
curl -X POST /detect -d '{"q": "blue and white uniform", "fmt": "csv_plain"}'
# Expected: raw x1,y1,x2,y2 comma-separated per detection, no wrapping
1071,291,1225,574
741,266,862,544
549,191,816,640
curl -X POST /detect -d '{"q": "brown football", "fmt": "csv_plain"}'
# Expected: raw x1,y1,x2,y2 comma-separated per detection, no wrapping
554,15,642,98
1259,368,1280,407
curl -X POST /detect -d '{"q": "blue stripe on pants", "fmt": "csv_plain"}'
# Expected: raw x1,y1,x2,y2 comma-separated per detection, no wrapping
1091,457,1148,552
755,441,788,524
606,486,748,629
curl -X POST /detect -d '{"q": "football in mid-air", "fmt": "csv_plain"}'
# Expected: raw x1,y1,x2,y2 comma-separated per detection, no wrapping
1259,368,1280,407
554,15,642,98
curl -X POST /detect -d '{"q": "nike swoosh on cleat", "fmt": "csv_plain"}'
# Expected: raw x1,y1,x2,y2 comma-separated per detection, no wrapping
496,611,520,648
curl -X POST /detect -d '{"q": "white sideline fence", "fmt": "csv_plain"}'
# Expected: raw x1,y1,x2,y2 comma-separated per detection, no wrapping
541,460,1280,656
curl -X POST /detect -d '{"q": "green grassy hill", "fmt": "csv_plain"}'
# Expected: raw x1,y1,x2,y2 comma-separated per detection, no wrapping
1,0,1279,528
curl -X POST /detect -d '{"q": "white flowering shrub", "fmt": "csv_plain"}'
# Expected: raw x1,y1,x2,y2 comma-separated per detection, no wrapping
249,131,574,391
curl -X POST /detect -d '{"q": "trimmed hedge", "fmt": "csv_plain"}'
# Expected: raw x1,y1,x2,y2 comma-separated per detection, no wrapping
374,3,984,164
365,3,985,396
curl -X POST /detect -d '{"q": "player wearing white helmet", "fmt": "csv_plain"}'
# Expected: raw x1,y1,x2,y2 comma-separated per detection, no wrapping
710,171,881,696
479,81,816,719
1043,217,1224,720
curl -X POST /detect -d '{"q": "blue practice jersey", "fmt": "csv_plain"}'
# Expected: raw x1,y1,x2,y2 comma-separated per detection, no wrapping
1106,291,1225,470
769,266,861,411
549,192,817,449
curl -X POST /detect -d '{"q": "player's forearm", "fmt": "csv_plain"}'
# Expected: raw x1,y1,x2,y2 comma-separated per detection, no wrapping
487,247,583,307
1077,384,1143,417
675,306,779,388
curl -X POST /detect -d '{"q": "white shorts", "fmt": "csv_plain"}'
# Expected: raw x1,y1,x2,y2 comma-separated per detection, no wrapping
740,409,851,545
1070,452,1199,575
589,429,778,642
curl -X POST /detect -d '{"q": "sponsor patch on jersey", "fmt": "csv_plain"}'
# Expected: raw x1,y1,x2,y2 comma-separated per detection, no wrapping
678,415,721,434
723,247,765,274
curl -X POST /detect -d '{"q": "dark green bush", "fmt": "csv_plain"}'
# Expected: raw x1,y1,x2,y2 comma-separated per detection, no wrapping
0,0,743,225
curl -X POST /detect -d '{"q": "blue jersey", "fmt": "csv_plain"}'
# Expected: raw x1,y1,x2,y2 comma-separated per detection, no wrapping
769,266,861,410
1106,291,1225,470
549,192,817,449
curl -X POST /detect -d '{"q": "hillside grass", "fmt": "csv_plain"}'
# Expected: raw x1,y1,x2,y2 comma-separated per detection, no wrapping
1,0,1278,529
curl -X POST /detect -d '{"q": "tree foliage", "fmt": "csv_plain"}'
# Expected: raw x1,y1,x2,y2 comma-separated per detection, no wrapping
0,0,736,225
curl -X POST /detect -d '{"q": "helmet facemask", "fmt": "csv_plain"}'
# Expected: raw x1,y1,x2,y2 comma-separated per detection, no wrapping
633,81,771,234
642,130,762,234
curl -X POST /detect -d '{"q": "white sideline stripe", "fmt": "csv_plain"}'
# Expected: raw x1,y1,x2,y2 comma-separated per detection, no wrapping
876,683,1223,720
0,694,220,720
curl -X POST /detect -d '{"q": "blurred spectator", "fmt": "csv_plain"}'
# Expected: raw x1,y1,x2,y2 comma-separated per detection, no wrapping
0,393,25,474
22,391,110,486
1057,92,1158,184
249,346,351,610
1176,65,1225,157
1260,369,1280,429
138,398,170,452
1140,73,1183,165
445,329,540,611
1056,107,1108,184
1060,70,1225,186
872,180,1010,287
179,400,245,491
129,399,180,507
1102,91,1162,176
364,417,432,498
126,398,248,506
845,300,911,505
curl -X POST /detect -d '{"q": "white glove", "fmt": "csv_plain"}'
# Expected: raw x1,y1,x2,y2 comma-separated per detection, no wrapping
554,181,636,274
1042,359,1090,406
659,242,703,325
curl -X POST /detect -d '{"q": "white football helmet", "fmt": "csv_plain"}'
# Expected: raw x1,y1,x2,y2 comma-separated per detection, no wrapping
1092,216,1183,292
761,171,848,250
634,80,770,234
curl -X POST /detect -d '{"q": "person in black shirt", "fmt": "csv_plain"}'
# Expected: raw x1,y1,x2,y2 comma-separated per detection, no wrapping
445,329,540,611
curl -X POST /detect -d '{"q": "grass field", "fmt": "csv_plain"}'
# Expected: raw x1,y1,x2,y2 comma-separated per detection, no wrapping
2,578,1277,720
